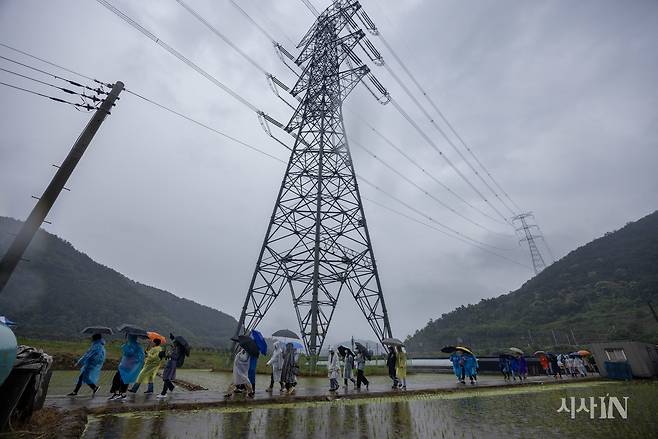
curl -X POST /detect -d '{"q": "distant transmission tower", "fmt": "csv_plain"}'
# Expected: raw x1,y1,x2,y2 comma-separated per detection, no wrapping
235,1,393,356
512,212,549,274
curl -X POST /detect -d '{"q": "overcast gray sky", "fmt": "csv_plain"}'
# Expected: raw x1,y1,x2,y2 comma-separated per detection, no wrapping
1,0,657,344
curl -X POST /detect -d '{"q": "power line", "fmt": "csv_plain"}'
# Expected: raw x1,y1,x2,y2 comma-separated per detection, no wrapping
350,136,510,238
5,18,527,268
125,89,286,163
390,96,512,224
229,0,296,47
358,175,525,261
229,0,277,43
175,0,511,236
175,0,266,75
0,66,105,104
363,1,522,213
295,0,513,225
347,110,508,227
0,42,110,87
101,0,523,256
1,43,287,164
364,196,530,269
96,0,260,113
0,80,99,111
225,2,508,230
383,61,516,217
0,54,109,94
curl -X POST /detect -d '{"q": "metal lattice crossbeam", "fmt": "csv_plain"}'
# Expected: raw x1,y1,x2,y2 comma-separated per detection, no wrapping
235,0,392,356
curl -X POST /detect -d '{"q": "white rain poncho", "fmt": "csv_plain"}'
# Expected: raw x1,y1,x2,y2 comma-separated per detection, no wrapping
267,341,284,383
327,351,340,380
233,349,251,385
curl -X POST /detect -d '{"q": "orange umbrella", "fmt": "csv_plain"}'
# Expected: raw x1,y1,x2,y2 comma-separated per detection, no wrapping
147,331,166,345
578,350,590,357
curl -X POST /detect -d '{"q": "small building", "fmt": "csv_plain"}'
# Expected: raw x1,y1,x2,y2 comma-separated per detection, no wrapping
588,341,658,378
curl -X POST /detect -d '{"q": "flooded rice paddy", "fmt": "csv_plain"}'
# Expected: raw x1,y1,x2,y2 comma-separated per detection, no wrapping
80,380,658,438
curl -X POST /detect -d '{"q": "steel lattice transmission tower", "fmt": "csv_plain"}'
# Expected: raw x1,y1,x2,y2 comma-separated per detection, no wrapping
235,1,393,356
512,212,549,274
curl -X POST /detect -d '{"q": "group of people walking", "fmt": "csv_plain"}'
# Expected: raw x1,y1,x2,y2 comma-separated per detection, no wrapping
538,352,592,379
68,330,190,401
498,354,528,381
326,345,374,391
449,349,479,384
227,340,299,398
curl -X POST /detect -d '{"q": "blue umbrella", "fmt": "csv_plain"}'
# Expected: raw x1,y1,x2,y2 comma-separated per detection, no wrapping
250,329,268,355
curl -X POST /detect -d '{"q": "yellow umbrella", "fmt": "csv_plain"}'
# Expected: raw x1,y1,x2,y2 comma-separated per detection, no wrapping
456,346,474,356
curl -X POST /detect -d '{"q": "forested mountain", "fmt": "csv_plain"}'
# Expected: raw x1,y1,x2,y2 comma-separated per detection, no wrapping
406,211,658,355
0,216,237,348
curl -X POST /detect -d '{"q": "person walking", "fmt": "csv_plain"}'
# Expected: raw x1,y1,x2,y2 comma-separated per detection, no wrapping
463,353,478,385
574,356,588,377
266,341,284,393
396,346,408,390
355,350,369,390
109,334,145,401
157,334,186,398
386,347,398,389
518,355,528,381
510,355,519,381
68,333,105,397
327,347,340,392
498,355,511,381
342,350,356,388
280,343,298,394
539,354,550,376
224,348,254,398
247,351,258,394
129,338,164,394
549,354,562,380
450,352,464,384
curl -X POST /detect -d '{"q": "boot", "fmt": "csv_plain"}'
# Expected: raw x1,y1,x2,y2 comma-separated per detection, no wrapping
145,382,154,394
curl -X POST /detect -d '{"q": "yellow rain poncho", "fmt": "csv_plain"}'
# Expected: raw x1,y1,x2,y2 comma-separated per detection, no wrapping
135,345,164,385
396,349,407,379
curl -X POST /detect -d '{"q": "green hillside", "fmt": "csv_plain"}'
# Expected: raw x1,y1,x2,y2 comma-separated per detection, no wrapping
0,216,237,348
406,210,658,355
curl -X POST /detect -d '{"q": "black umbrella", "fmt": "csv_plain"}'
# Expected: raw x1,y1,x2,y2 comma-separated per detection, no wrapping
337,345,354,357
81,326,113,335
232,336,260,357
441,346,456,354
354,342,372,360
272,329,300,339
116,324,148,338
173,335,191,356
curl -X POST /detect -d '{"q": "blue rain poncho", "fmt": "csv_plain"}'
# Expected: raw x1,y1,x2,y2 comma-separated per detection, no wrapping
118,335,145,384
77,338,106,385
449,353,462,379
463,354,478,378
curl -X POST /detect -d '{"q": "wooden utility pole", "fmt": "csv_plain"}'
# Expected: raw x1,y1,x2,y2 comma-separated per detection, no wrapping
0,81,124,295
